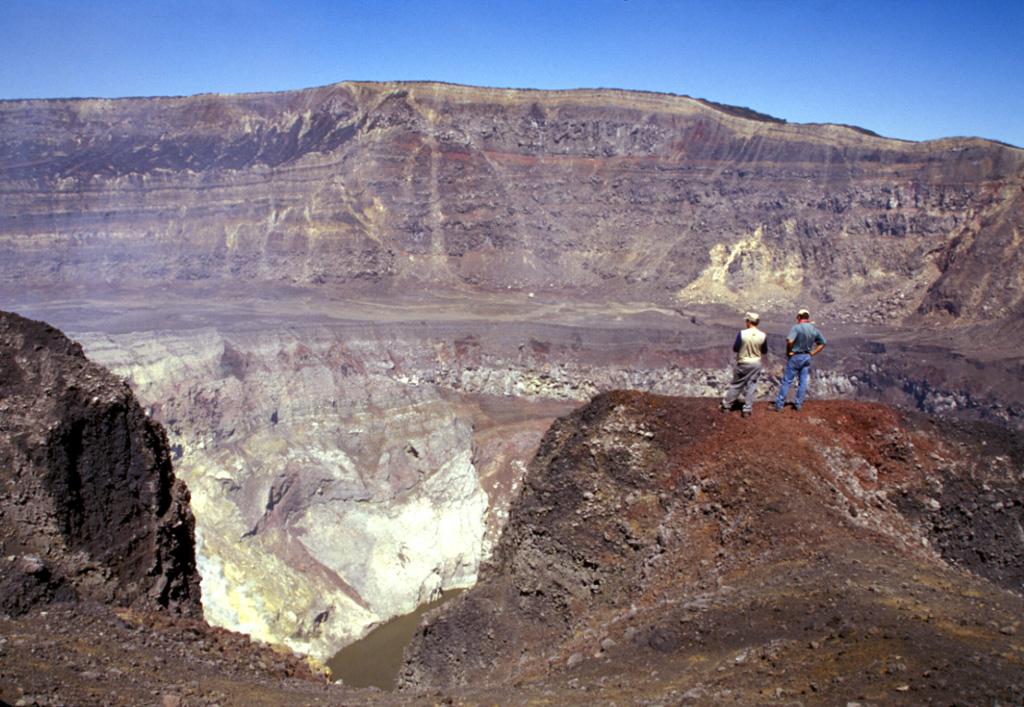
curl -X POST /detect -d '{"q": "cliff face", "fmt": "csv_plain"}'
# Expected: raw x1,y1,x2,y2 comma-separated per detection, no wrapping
2,82,1022,323
0,310,201,618
3,82,1023,660
401,392,1024,704
73,316,697,659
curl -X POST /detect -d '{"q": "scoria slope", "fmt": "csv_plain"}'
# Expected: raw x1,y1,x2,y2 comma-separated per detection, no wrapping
401,392,1024,705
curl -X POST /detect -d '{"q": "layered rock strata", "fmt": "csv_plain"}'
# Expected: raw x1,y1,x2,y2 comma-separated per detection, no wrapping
2,81,1023,431
1,82,1022,324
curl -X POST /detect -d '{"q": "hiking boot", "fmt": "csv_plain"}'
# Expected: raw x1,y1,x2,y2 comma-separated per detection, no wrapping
770,404,782,412
719,404,730,414
742,411,751,419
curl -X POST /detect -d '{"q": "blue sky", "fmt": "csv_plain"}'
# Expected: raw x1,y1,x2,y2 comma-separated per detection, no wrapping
2,0,1022,147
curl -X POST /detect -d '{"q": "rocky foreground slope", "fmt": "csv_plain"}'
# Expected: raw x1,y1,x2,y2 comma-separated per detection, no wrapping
400,392,1024,705
3,336,1022,705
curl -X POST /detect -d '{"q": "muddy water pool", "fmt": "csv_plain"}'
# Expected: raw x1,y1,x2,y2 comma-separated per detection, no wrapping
327,589,464,690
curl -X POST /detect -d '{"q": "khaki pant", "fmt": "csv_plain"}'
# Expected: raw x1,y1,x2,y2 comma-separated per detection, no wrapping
722,361,763,413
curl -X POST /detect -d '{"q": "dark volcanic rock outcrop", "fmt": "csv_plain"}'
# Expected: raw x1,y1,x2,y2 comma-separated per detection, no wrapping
401,393,1024,704
0,310,201,617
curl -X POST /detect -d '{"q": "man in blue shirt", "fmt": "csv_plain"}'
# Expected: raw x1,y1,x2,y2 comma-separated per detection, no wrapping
772,308,826,412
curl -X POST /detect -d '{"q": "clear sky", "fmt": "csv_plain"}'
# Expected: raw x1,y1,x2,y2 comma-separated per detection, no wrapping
2,0,1022,147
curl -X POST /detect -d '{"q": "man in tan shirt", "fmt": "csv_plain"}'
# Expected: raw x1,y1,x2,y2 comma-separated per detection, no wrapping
720,312,768,418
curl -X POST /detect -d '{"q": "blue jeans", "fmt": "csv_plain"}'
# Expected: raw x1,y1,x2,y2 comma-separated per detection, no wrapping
775,353,812,409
